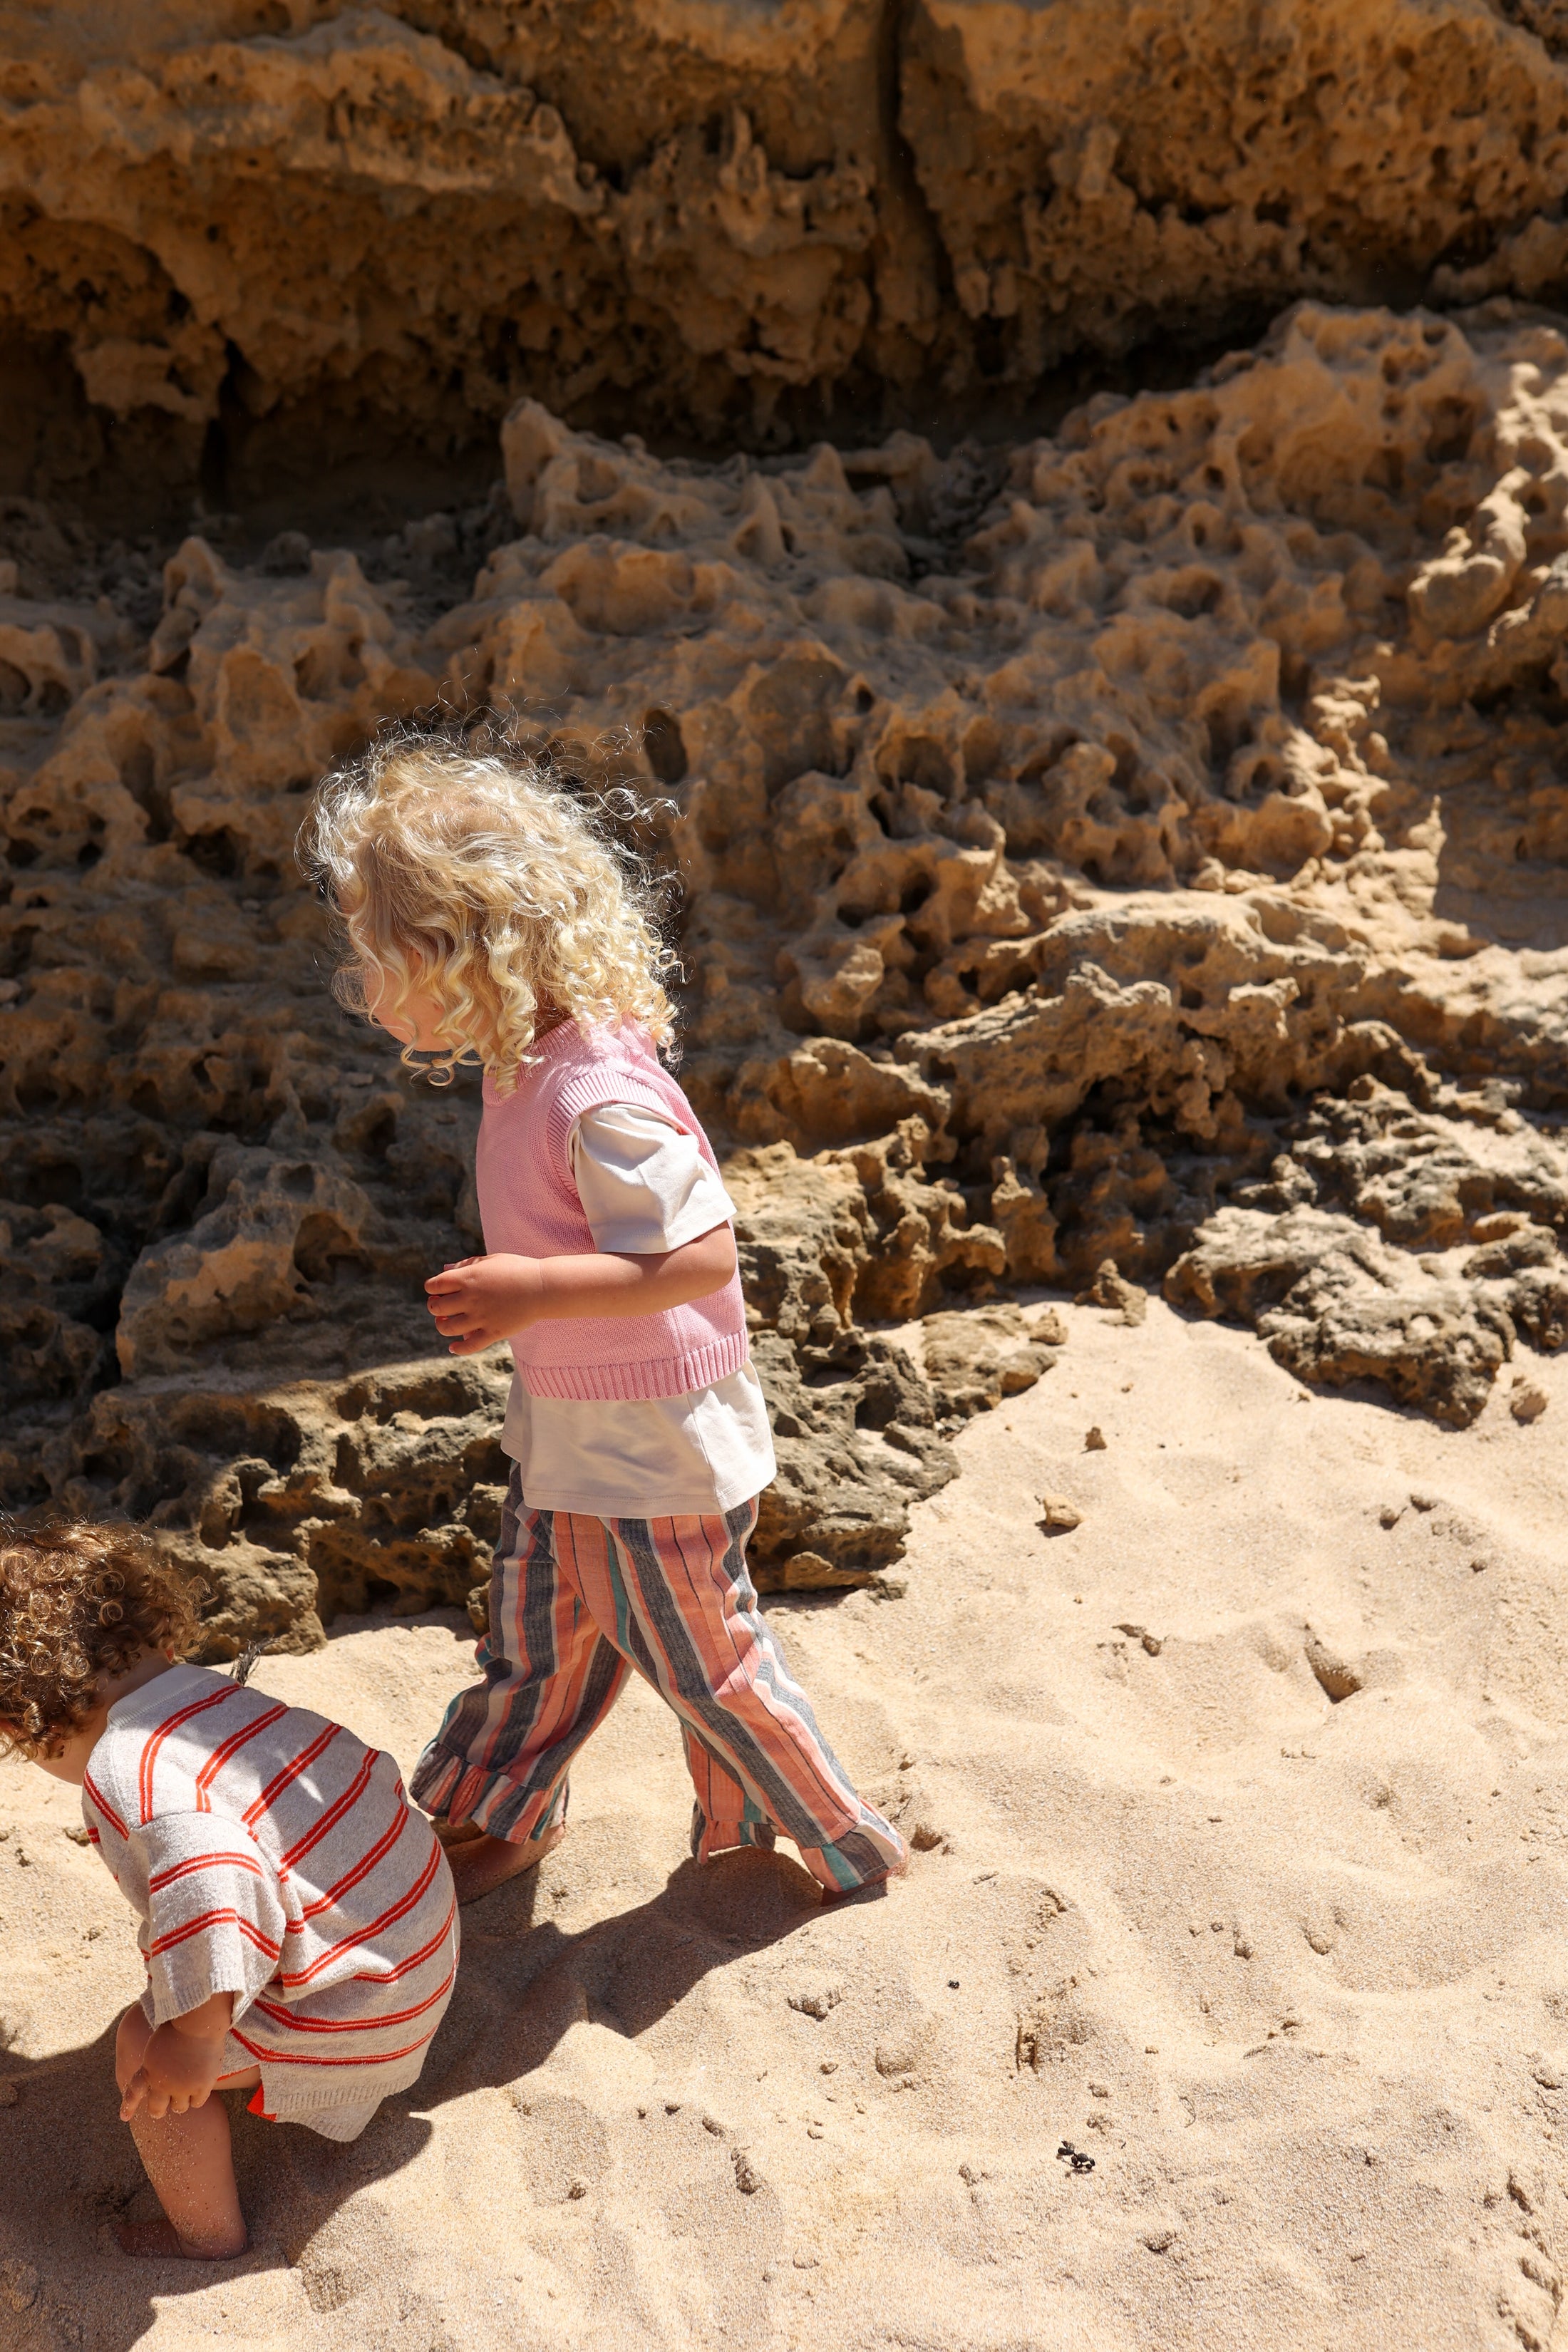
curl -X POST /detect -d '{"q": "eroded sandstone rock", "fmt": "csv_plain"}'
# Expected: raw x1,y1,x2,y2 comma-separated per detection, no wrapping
1165,1078,1568,1423
4,301,1568,1641
726,1141,961,1583
1166,1205,1520,1426
1039,1494,1083,1533
747,1327,958,1590
1076,1261,1147,1327
919,1304,1061,1419
41,1357,516,1654
14,4,1568,508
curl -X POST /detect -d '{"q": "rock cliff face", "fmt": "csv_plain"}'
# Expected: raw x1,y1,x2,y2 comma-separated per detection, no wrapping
14,2,1568,512
6,294,1568,1644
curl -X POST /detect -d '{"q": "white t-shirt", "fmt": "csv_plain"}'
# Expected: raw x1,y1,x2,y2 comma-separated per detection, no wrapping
497,1103,776,1517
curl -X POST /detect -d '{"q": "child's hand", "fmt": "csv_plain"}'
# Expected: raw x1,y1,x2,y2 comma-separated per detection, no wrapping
119,1997,232,2123
425,1227,736,1349
425,1254,544,1353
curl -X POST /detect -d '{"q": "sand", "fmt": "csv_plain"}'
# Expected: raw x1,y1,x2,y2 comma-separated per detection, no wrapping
4,1299,1567,2352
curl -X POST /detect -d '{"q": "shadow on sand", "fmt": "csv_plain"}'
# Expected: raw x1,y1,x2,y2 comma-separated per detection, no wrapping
2,1844,839,2345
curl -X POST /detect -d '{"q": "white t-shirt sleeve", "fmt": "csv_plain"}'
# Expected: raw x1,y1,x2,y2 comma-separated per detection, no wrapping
130,1813,289,2028
569,1103,736,1255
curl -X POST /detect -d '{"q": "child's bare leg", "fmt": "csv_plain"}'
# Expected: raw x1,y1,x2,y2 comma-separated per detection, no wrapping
113,2005,252,2259
446,1817,565,1904
430,1817,483,1848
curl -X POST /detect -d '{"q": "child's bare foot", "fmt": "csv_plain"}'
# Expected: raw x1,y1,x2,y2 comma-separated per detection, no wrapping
115,2217,248,2261
447,1820,566,1904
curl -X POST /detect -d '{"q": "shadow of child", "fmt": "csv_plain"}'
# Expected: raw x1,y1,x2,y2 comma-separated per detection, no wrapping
0,1844,825,2342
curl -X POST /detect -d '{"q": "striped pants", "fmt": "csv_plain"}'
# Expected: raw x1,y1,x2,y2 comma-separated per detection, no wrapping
410,1475,905,1894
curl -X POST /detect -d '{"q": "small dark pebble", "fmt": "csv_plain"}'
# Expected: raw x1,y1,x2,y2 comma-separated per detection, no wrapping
948,1979,959,1989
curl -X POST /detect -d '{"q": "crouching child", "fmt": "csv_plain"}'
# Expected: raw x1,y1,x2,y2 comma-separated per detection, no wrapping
0,1518,458,2259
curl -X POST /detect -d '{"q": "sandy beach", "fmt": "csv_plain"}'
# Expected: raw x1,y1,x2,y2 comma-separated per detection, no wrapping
12,8,1568,2347
4,1295,1566,2352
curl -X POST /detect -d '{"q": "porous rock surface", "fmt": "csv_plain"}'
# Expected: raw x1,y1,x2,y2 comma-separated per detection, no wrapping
16,2,1568,504
6,299,1568,1642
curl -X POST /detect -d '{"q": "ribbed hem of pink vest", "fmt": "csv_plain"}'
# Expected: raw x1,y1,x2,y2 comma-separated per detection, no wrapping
517,1333,750,1402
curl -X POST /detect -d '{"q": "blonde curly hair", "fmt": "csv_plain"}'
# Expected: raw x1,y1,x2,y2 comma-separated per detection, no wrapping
0,1519,203,1761
301,735,678,1093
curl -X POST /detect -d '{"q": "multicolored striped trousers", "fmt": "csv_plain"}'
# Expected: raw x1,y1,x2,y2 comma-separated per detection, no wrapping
410,1475,905,1894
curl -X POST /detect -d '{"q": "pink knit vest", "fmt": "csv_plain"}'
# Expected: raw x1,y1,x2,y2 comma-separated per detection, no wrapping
475,1021,749,1402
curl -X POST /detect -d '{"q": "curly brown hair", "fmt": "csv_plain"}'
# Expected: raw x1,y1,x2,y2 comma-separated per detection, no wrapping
0,1519,205,1761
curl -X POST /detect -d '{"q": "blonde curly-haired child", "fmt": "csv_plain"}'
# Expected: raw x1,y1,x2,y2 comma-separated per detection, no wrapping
303,737,904,1905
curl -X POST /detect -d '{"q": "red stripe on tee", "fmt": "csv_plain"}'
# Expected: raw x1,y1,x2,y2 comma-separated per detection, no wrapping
296,1800,409,1923
276,1748,375,1874
82,1770,126,1839
227,2021,444,2070
138,1686,239,1825
242,1723,339,1830
145,1907,281,1964
275,1840,443,1989
148,1851,265,1894
194,1702,287,1812
352,1896,457,1986
249,1964,455,2035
